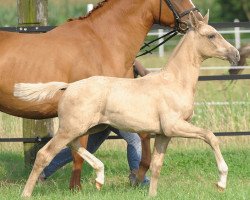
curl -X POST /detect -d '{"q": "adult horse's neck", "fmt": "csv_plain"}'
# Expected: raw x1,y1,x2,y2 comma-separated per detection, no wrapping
162,31,203,93
60,0,156,69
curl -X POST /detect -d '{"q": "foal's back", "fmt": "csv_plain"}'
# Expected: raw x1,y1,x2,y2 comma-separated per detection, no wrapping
58,75,163,133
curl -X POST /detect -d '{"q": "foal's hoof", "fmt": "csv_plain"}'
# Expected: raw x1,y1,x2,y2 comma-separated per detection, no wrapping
216,182,226,192
21,192,31,198
95,181,103,190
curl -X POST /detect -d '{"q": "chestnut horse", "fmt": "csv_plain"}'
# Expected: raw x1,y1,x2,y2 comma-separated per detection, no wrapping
0,0,201,189
14,11,240,197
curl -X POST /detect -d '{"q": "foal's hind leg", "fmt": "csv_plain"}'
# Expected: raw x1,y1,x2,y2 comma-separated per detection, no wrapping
69,135,88,190
22,129,77,197
137,132,151,183
71,139,104,190
165,119,228,190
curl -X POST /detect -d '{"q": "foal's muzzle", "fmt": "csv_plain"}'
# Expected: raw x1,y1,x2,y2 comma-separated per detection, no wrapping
227,48,240,66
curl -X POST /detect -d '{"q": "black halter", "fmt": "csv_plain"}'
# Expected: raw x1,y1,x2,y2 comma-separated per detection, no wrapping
137,0,199,58
162,0,199,33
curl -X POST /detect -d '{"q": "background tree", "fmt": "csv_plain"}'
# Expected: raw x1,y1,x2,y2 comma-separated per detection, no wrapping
241,0,250,20
215,0,248,21
193,0,221,22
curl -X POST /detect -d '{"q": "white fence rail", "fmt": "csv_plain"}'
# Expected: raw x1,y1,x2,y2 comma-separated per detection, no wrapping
148,24,250,57
148,66,250,72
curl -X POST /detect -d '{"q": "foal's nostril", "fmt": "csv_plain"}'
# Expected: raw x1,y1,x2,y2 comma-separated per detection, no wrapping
227,48,240,66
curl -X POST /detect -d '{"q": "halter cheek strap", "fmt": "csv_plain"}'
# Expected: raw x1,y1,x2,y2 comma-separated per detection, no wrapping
138,1,199,57
158,0,162,25
160,0,200,33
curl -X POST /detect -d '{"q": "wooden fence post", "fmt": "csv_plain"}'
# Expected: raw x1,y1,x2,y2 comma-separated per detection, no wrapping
16,0,55,167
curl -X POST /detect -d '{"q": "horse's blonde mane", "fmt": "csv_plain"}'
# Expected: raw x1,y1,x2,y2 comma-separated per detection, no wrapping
68,0,109,22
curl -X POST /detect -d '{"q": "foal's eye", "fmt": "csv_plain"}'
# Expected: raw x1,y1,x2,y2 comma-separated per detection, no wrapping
207,34,216,39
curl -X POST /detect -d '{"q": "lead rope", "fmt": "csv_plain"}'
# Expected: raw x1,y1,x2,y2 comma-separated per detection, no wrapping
158,0,162,25
136,30,177,58
136,0,178,58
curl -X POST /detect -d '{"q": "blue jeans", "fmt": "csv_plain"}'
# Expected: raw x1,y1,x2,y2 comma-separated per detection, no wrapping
42,128,141,178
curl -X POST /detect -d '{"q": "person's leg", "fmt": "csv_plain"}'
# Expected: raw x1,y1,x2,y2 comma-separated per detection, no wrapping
115,130,141,171
40,147,72,180
40,128,111,180
114,130,150,186
87,128,111,153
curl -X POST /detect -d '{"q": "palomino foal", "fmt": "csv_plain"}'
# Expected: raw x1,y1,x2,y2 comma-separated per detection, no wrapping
1,0,202,189
14,12,239,197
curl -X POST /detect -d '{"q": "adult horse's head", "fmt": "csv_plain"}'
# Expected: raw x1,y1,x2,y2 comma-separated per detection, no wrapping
150,0,203,33
188,11,240,65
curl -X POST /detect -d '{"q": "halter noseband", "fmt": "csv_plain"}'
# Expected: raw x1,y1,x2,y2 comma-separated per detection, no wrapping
160,0,199,33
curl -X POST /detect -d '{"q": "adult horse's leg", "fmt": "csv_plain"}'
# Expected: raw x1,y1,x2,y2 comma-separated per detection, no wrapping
149,135,171,197
69,135,88,190
71,139,104,190
22,129,77,197
137,132,151,183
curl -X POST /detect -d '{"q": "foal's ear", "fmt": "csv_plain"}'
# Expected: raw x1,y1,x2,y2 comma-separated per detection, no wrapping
203,10,209,24
189,11,199,29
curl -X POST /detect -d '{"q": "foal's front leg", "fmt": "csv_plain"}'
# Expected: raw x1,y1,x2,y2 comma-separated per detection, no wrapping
149,134,171,197
166,119,228,190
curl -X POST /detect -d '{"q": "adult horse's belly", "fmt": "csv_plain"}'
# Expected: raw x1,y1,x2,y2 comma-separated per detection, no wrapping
0,91,61,119
0,61,66,119
0,34,134,119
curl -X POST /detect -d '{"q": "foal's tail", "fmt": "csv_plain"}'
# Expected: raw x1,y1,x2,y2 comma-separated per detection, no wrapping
14,82,69,102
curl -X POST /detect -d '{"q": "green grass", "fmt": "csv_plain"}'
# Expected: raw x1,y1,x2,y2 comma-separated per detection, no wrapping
0,148,249,200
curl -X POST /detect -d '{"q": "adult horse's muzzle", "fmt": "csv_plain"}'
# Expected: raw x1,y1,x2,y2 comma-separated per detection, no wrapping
227,47,240,66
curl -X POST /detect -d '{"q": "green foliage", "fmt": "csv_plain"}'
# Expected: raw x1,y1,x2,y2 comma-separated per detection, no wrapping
0,4,17,26
48,1,88,25
192,0,222,22
192,0,248,21
216,0,248,21
0,1,88,26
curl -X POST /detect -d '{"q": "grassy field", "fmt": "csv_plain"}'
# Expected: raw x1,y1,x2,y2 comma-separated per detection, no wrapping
0,148,249,200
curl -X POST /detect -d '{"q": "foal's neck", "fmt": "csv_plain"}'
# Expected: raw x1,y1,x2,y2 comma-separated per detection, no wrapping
162,32,203,93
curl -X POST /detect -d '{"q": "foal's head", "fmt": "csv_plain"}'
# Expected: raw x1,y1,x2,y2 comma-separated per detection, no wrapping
188,11,240,65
